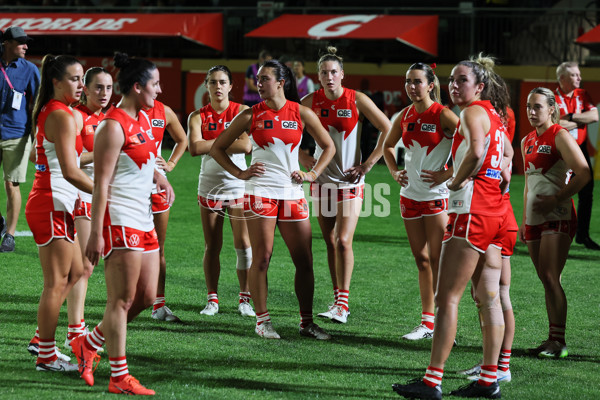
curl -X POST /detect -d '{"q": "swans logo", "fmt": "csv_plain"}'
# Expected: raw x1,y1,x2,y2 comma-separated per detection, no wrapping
307,15,378,38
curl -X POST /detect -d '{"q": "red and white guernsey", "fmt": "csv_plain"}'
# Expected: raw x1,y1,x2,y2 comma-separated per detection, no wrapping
145,100,168,195
311,88,362,189
247,100,304,199
449,100,505,216
523,124,573,225
400,102,452,201
198,102,247,200
75,104,106,204
102,107,157,231
28,99,82,213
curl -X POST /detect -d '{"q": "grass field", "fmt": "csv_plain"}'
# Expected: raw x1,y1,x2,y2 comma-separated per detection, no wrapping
1,153,599,399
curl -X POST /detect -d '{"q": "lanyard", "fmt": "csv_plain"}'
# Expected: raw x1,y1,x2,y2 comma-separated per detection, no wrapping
1,64,15,91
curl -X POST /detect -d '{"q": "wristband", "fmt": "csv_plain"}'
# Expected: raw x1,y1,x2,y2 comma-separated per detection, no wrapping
308,170,318,181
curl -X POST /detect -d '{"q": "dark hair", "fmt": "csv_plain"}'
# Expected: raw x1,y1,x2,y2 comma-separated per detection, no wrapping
318,46,344,72
407,62,441,103
258,49,272,62
32,54,81,136
261,59,300,103
204,64,233,85
113,52,156,95
80,66,111,105
456,53,510,121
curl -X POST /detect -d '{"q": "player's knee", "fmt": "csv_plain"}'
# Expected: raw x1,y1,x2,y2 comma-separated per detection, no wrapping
499,284,512,311
236,247,252,270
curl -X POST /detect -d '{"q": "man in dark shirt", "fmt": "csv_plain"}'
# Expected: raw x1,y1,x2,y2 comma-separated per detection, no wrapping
0,26,40,252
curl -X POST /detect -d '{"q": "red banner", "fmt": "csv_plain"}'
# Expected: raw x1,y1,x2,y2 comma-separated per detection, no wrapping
576,24,600,44
246,14,438,56
0,13,223,51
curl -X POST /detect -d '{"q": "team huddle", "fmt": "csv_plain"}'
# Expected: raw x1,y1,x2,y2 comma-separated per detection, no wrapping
6,36,595,398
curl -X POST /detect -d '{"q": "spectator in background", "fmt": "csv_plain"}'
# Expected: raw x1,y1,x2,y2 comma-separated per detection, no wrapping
243,50,272,107
293,59,315,99
555,61,599,250
0,26,40,252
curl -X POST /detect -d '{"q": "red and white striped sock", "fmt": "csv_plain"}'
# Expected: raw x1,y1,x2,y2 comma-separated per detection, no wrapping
109,356,129,382
37,338,57,365
421,312,435,330
337,290,349,311
300,311,313,329
67,319,86,342
86,324,105,351
549,324,566,345
31,327,40,344
207,292,219,304
333,287,340,304
256,311,270,326
239,291,251,304
153,294,165,311
478,365,497,386
423,365,443,388
498,349,511,371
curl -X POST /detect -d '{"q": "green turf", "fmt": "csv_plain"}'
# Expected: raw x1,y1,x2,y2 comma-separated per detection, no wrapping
1,153,599,399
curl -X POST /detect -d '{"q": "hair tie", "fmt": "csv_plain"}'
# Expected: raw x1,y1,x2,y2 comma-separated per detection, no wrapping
430,63,436,69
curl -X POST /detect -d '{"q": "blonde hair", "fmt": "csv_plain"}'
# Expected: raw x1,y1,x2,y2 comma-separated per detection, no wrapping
456,53,510,121
528,87,561,124
317,46,344,71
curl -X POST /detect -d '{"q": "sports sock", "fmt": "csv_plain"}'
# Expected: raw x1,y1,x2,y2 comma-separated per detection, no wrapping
299,311,313,329
153,294,165,311
31,327,40,344
109,356,128,382
478,365,497,386
423,365,443,387
333,286,339,304
86,324,105,351
37,339,57,364
549,324,566,345
239,291,251,304
67,319,86,342
421,312,435,330
337,289,349,311
498,349,511,371
256,311,270,326
207,292,219,304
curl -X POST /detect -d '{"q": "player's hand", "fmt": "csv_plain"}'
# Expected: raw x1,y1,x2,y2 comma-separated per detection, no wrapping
238,162,265,180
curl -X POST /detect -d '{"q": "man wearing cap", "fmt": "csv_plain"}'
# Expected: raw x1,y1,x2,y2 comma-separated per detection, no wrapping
0,26,40,252
555,61,600,250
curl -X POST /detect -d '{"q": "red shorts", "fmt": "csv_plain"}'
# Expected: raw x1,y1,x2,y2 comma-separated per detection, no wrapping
400,196,448,219
524,212,577,242
26,211,76,247
198,195,244,211
244,194,309,221
443,213,504,253
74,200,92,220
494,211,518,258
310,183,364,203
151,192,171,214
102,225,159,258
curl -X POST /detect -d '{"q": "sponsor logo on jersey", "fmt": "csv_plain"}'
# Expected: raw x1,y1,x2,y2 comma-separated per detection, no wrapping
224,122,231,129
537,145,551,154
208,123,217,131
526,145,534,154
337,109,352,118
152,119,165,128
282,120,298,130
321,109,329,118
129,234,140,247
421,123,436,133
129,133,146,144
485,168,502,180
85,125,95,135
35,164,46,172
452,200,464,208
256,120,273,130
146,129,154,140
407,122,415,131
